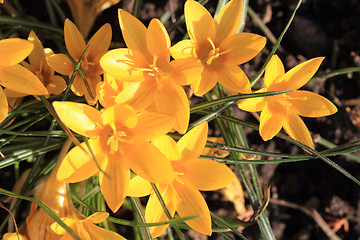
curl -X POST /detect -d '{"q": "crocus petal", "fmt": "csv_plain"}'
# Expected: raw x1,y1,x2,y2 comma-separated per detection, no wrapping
64,19,86,58
53,101,102,137
131,112,175,141
237,89,266,112
85,212,109,224
100,48,147,82
173,180,212,236
191,67,217,95
128,175,152,197
0,38,33,66
83,221,126,240
282,113,314,149
101,103,137,129
259,103,284,141
99,154,130,212
0,65,48,95
155,82,190,134
181,158,235,191
2,233,28,240
214,0,242,44
116,80,156,111
146,19,170,62
286,90,338,117
86,23,112,60
124,140,175,184
177,121,208,161
57,138,106,182
273,57,325,91
118,9,150,58
145,188,177,238
170,58,202,86
28,31,46,70
264,54,284,88
71,74,86,96
169,40,193,59
184,0,216,44
217,65,251,93
47,75,67,95
220,33,266,65
47,53,74,76
152,135,180,161
0,87,8,123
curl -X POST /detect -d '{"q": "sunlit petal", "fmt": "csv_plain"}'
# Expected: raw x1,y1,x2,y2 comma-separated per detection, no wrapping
170,58,202,86
190,67,217,95
184,0,216,44
146,19,170,61
217,65,251,93
118,9,150,58
0,38,33,66
169,40,193,59
173,180,212,236
71,74,86,96
99,154,130,212
237,89,266,112
214,0,242,44
155,82,189,134
100,48,146,81
282,113,314,149
0,65,48,95
220,33,266,65
28,31,46,70
101,103,137,129
145,188,177,238
85,212,109,224
64,19,86,58
47,75,67,95
86,23,112,60
47,53,74,76
286,90,338,117
181,158,235,191
177,121,208,161
272,57,325,91
53,101,102,137
128,175,152,197
125,140,175,184
264,54,284,88
57,138,106,182
259,103,284,141
83,221,126,240
152,135,180,161
131,112,175,141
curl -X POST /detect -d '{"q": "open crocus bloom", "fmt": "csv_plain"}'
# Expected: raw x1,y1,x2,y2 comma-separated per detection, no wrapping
100,10,201,134
238,55,338,148
170,0,266,95
0,38,49,122
48,19,111,105
128,122,235,237
53,101,176,212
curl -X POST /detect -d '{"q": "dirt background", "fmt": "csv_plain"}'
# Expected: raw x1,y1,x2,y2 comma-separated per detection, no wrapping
1,0,360,239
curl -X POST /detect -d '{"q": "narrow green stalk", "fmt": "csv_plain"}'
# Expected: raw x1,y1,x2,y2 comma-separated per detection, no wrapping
130,197,153,240
238,0,249,32
132,0,143,19
150,183,186,240
0,16,63,34
251,0,302,87
45,0,57,26
211,212,248,240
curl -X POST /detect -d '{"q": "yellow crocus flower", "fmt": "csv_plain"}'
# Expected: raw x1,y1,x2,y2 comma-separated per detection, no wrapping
0,38,48,122
48,19,111,105
128,122,235,237
238,55,338,148
53,101,176,212
170,0,266,95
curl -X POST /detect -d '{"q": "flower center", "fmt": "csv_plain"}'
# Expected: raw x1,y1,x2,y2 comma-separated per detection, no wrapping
197,38,232,66
270,93,307,114
35,60,52,87
105,122,133,155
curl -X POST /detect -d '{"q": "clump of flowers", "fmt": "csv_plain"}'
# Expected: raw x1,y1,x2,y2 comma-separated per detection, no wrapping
1,0,352,239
